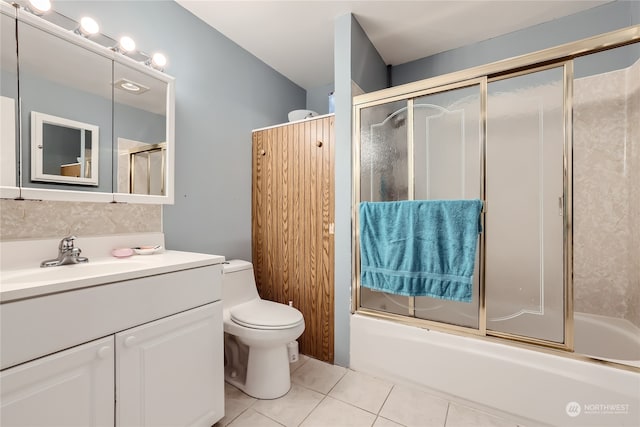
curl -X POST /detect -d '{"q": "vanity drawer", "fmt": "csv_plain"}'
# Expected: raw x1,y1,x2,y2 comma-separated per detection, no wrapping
0,264,222,370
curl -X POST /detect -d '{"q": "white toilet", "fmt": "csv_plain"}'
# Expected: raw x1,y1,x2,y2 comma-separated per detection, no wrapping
221,259,305,399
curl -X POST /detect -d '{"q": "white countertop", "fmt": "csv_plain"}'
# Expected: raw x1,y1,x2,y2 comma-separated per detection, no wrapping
0,250,224,303
0,233,225,303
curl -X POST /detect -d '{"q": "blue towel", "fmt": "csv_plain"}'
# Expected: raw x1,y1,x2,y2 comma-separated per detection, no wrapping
359,199,482,303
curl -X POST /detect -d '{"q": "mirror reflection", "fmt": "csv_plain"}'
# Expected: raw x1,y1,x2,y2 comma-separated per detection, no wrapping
1,10,18,187
113,62,167,195
17,18,113,192
31,112,99,185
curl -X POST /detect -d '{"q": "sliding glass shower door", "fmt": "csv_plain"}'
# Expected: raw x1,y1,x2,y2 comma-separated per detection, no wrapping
485,66,566,344
359,99,411,316
356,66,568,345
412,81,483,329
357,82,484,329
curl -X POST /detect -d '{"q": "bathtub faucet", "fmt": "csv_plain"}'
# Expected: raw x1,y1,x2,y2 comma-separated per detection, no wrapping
40,235,89,267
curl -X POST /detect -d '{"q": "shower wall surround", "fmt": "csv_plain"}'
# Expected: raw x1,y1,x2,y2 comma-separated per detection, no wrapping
0,199,161,240
573,58,640,327
630,59,640,328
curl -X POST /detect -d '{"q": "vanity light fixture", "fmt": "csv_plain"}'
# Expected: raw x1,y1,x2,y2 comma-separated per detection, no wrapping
77,16,99,37
147,52,167,71
113,78,150,95
17,0,169,72
118,36,136,53
27,0,51,15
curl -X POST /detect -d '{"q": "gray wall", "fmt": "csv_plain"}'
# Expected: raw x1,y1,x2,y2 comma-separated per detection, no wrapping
306,83,334,115
350,18,388,93
114,104,166,146
392,0,640,86
333,14,387,367
55,1,306,260
574,42,640,78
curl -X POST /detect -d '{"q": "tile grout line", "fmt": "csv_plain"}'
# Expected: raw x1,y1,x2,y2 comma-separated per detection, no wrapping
294,365,347,425
325,367,348,395
259,409,287,427
374,384,412,427
377,383,395,416
297,394,330,427
443,402,451,427
325,379,397,420
233,394,258,427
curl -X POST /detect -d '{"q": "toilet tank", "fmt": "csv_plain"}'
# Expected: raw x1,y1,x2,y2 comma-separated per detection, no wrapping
221,260,260,308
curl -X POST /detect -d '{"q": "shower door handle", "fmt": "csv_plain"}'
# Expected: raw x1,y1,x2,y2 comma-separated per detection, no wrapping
558,196,563,216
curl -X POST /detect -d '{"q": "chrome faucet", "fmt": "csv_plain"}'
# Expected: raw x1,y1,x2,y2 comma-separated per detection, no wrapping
40,235,89,268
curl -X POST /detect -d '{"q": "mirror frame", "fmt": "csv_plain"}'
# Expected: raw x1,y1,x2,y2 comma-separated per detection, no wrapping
0,1,175,204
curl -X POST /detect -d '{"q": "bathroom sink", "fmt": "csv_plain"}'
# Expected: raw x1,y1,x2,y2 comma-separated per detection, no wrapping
1,260,148,285
0,250,225,303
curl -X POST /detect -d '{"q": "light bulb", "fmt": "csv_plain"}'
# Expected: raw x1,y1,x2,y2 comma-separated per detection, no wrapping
119,36,136,53
79,17,99,36
28,0,51,15
151,53,167,68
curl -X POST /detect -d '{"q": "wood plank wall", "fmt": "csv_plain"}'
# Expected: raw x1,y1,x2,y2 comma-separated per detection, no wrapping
252,116,335,363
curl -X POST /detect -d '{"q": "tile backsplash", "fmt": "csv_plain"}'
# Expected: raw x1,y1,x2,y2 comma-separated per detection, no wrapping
0,199,161,241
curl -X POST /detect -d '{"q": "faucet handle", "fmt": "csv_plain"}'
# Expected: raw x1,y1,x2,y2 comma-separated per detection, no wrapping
59,235,77,251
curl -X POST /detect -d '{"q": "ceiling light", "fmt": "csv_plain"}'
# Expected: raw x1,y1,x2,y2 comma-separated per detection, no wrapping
78,17,99,36
113,78,150,95
121,82,140,92
27,0,51,15
119,36,136,53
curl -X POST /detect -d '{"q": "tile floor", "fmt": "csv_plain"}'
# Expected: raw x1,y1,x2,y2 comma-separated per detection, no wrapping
215,355,528,427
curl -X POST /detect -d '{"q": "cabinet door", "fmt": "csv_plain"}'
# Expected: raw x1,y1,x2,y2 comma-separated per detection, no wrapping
0,336,114,427
116,302,223,427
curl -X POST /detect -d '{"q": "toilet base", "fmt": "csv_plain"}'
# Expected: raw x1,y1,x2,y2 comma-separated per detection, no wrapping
225,344,291,399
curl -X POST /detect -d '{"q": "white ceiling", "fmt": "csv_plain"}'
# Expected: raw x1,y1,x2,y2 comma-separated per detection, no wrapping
177,0,611,90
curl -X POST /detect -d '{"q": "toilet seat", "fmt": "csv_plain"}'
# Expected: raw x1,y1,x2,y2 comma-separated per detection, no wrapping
230,300,304,330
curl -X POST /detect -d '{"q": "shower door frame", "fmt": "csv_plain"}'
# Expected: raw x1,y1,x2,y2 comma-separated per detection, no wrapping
128,143,166,196
352,24,640,353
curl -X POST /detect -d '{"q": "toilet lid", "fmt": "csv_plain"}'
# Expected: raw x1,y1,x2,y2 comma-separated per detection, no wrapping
230,300,304,330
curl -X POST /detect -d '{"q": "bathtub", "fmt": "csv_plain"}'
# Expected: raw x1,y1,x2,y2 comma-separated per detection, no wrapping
574,312,640,367
350,313,640,426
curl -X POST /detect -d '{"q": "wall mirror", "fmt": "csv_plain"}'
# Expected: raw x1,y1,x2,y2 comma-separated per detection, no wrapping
0,2,174,203
17,16,113,193
31,111,99,185
113,62,169,197
0,6,18,189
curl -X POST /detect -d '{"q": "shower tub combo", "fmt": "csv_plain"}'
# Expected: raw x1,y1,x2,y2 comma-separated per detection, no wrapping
351,26,640,427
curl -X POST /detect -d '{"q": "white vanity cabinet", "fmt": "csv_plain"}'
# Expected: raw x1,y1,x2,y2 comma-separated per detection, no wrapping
0,336,115,426
117,302,223,426
0,252,225,427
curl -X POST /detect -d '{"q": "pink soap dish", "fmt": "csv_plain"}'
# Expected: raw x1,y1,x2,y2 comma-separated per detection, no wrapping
112,247,135,258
